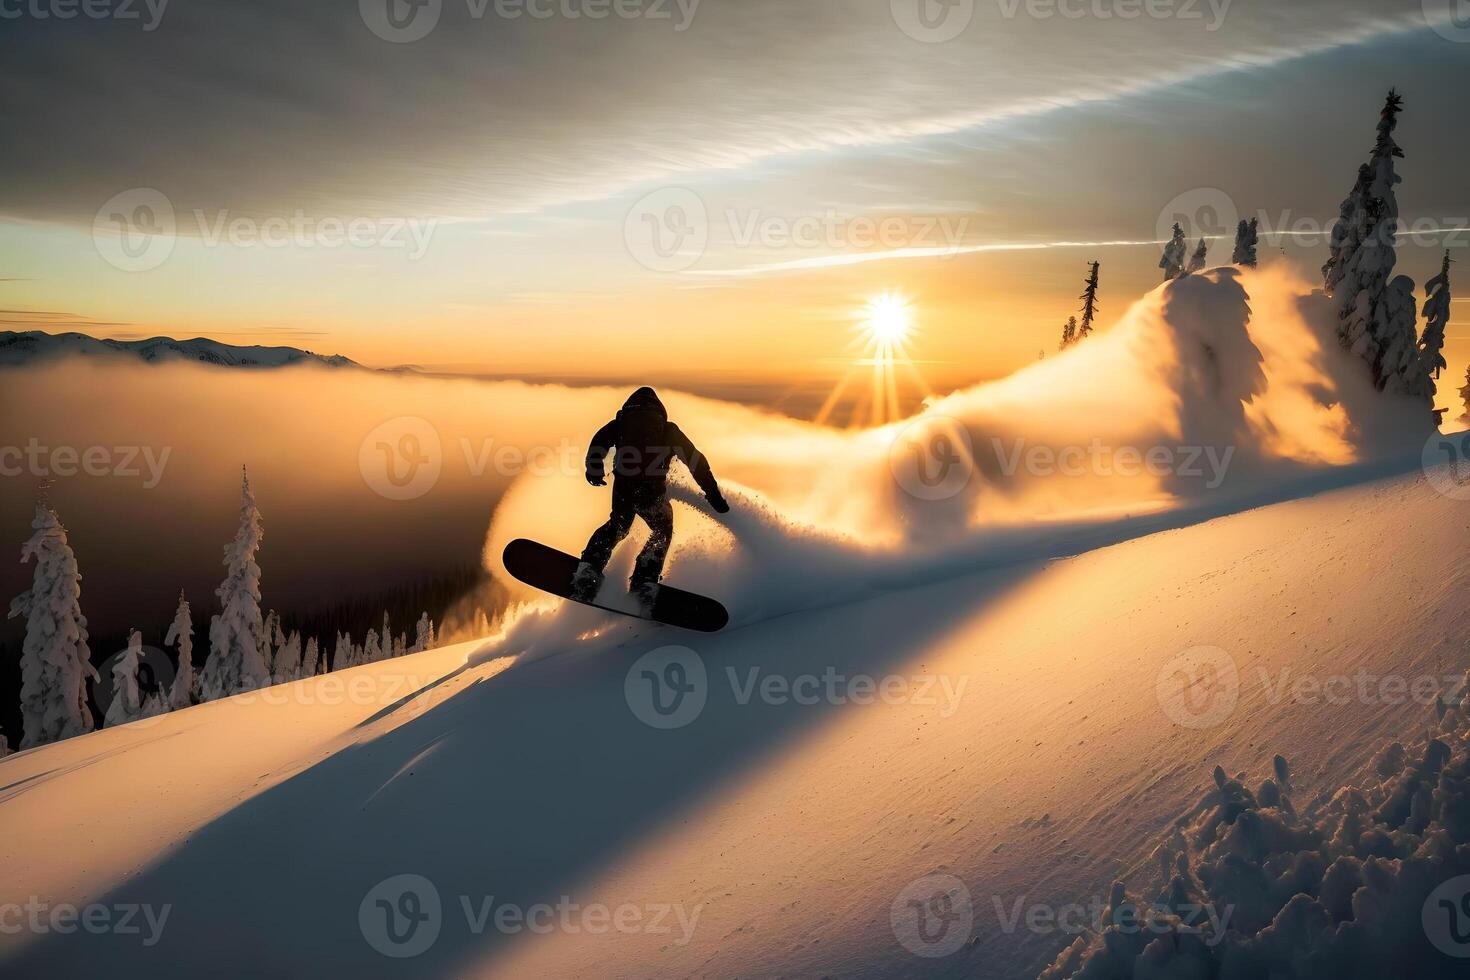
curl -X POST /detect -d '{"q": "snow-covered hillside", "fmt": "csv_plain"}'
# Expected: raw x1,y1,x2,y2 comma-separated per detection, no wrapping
0,461,1464,978
0,329,360,369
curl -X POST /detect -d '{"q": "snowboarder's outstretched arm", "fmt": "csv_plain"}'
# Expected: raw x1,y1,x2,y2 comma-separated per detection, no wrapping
670,424,729,512
584,418,618,486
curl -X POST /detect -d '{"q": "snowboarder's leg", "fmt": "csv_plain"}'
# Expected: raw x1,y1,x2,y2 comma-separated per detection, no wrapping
630,494,673,596
580,488,635,572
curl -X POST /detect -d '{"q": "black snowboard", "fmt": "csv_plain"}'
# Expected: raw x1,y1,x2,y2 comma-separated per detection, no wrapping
501,538,728,633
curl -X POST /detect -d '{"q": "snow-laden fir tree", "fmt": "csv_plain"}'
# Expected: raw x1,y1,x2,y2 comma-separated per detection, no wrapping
8,503,97,748
0,728,10,758
262,609,284,674
413,613,436,653
363,627,381,664
1460,364,1470,421
1232,217,1259,267
1185,238,1208,275
274,630,302,682
301,637,319,678
1322,90,1406,387
333,631,354,671
199,468,271,701
1059,316,1077,351
392,633,407,659
164,590,195,709
1376,276,1421,396
1415,251,1451,395
105,630,146,728
1159,224,1186,281
1078,261,1100,339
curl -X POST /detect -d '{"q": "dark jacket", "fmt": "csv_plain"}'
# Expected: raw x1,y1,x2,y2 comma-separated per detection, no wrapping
585,387,721,499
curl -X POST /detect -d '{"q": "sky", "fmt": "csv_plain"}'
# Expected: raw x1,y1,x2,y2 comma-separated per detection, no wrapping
1,0,1468,395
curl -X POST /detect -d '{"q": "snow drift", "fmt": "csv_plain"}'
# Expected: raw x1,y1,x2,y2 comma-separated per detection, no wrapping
479,262,1437,639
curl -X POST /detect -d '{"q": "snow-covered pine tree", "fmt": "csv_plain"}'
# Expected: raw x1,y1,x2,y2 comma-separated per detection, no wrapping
413,613,435,652
393,633,407,659
1232,218,1259,267
105,630,146,728
1323,90,1406,387
199,468,271,701
262,609,284,675
1461,364,1470,421
164,590,195,710
1377,275,1421,396
1059,316,1077,351
8,502,97,748
274,630,302,683
1159,224,1186,281
1185,238,1208,275
1078,262,1100,339
333,631,353,671
301,637,319,679
1416,251,1451,392
0,728,10,758
364,628,381,664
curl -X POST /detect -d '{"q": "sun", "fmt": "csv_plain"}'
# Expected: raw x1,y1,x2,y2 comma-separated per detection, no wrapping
862,292,913,348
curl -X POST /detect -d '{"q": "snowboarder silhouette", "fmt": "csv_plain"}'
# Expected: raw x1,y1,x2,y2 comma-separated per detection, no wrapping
571,387,729,607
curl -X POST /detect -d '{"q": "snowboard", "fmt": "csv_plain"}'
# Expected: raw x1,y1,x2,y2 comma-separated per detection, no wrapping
501,538,729,633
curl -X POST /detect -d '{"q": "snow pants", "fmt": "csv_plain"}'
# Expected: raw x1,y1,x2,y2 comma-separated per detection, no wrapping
579,479,673,590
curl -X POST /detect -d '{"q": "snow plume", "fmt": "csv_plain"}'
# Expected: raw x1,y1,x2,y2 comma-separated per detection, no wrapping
481,263,1435,639
1037,679,1470,979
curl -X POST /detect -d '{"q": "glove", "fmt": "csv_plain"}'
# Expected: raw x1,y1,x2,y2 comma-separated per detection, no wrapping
706,489,730,514
587,469,606,487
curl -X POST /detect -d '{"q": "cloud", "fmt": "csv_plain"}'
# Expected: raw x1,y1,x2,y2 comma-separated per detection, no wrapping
0,0,1436,226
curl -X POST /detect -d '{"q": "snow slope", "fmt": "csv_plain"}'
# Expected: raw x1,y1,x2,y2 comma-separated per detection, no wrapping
0,462,1465,979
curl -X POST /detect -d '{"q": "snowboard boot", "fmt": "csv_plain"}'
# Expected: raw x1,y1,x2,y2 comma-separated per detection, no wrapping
570,561,603,602
630,578,659,613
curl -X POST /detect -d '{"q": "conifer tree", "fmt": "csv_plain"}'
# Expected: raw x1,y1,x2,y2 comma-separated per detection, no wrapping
1185,238,1208,275
1159,224,1186,281
8,502,96,748
165,590,195,710
1078,262,1100,339
199,468,271,701
1323,90,1407,388
1232,218,1259,267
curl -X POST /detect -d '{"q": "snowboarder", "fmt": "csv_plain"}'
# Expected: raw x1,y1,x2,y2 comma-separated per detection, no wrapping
571,387,729,607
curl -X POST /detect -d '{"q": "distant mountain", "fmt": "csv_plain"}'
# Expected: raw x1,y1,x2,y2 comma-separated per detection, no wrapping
0,330,363,370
